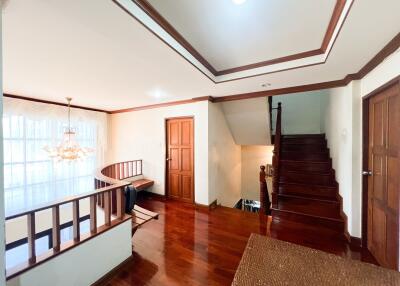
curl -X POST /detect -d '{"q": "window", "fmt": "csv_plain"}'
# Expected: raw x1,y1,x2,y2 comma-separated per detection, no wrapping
3,103,104,215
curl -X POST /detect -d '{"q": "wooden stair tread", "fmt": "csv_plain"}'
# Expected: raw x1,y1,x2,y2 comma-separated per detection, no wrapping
278,181,337,189
278,193,339,204
272,208,343,223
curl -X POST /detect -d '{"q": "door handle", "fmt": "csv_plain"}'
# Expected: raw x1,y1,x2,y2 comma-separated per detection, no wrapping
362,170,373,176
166,158,171,161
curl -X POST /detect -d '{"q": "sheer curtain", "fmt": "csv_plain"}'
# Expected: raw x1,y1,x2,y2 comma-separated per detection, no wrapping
3,97,108,215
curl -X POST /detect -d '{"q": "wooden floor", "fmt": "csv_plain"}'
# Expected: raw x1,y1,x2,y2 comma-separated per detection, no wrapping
99,195,377,286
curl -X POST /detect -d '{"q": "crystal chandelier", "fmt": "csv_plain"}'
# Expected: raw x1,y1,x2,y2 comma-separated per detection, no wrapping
44,97,93,161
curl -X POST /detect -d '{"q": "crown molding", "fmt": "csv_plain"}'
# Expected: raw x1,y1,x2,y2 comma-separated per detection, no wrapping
3,93,110,113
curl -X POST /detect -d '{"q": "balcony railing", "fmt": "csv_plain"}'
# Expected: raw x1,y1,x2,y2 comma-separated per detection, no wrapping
5,178,131,280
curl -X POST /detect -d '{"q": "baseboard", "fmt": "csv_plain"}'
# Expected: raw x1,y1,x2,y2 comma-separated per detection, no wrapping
91,255,133,286
195,199,218,211
336,192,351,242
138,190,166,201
209,199,218,210
350,236,362,249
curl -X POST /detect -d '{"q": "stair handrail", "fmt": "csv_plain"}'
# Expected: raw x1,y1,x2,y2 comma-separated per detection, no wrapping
271,102,282,209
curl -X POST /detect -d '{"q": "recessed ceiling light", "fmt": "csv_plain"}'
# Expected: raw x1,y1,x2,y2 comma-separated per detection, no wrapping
232,0,246,5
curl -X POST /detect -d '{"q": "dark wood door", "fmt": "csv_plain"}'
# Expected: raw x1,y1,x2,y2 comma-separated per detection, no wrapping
367,82,400,270
166,118,194,203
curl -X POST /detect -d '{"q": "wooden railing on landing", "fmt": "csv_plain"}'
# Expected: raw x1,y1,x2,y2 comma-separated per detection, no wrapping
272,102,282,209
5,181,131,280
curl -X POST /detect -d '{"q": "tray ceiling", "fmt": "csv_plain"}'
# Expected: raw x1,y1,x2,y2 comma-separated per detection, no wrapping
144,0,337,72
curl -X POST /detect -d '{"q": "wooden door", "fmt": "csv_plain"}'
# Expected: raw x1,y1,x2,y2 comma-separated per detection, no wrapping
166,118,194,203
367,82,400,270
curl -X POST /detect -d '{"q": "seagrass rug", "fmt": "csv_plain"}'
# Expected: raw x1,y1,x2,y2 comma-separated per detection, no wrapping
232,234,400,286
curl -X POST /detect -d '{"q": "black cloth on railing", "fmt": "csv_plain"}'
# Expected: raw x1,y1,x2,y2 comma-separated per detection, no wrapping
124,185,137,213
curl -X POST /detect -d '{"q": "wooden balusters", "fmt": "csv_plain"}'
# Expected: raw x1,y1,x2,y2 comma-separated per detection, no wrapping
72,201,80,242
272,102,282,209
52,206,61,251
259,166,270,215
90,196,97,234
116,188,124,220
27,213,36,263
104,191,111,226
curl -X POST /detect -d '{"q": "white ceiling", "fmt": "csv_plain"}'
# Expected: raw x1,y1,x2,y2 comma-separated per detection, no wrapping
146,0,335,71
3,0,400,111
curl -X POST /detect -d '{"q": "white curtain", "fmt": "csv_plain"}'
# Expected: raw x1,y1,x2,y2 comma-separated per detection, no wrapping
3,97,109,215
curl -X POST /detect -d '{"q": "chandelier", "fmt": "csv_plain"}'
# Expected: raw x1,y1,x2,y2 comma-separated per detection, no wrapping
44,97,93,161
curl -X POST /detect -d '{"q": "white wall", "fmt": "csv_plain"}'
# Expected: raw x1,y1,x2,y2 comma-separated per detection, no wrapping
109,101,210,205
323,48,400,237
220,98,270,145
208,103,241,207
7,220,132,286
323,82,358,236
0,4,5,284
272,91,328,135
241,145,274,201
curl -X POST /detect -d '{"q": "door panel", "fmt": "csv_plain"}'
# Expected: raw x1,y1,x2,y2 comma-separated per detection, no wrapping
166,118,194,203
169,148,180,170
169,173,180,199
181,175,192,200
367,83,400,270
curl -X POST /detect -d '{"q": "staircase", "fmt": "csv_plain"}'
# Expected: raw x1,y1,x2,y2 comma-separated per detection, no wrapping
271,134,345,233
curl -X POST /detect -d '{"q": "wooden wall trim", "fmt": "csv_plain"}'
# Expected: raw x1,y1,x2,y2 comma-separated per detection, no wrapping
3,93,109,114
124,0,347,77
110,96,214,114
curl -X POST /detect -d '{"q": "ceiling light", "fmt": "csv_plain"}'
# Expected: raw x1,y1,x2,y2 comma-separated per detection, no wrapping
232,0,246,5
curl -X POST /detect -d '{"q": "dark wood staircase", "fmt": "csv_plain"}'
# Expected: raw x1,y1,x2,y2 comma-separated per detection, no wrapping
271,134,345,234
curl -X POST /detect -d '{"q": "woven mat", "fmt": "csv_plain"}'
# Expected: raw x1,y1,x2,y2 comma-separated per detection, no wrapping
232,234,400,286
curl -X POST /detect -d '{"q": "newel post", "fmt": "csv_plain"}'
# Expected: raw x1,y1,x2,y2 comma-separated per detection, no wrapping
259,166,270,215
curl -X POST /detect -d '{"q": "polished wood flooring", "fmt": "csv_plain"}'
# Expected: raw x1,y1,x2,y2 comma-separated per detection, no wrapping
99,195,376,286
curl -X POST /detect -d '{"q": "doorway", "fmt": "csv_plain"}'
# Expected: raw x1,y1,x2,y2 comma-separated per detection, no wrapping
165,117,194,203
362,77,400,270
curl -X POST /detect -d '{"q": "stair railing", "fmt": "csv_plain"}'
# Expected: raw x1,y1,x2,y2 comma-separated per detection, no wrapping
271,102,282,209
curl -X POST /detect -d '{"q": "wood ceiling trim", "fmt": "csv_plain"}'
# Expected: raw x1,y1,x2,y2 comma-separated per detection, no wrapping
110,31,400,113
3,94,110,113
110,96,214,114
131,0,346,77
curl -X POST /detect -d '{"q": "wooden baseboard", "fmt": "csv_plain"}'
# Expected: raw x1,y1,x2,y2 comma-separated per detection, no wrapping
91,255,133,286
138,190,166,201
195,200,218,211
350,236,362,249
